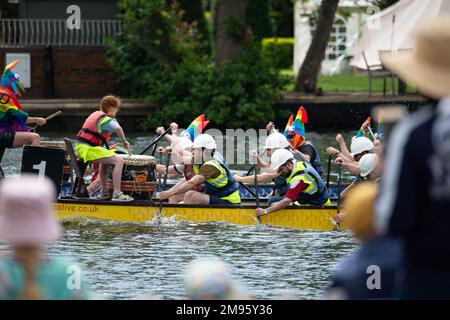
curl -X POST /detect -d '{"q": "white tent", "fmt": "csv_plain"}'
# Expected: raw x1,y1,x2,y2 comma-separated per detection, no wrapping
350,0,450,70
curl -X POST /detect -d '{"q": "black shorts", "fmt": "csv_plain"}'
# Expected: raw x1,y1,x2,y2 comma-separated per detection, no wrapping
0,131,16,149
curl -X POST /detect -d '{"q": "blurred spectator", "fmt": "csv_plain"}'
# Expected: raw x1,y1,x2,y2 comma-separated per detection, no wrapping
325,183,402,299
184,257,252,300
0,175,90,299
376,17,450,299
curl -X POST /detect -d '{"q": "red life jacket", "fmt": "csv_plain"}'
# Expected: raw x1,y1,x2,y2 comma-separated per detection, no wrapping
76,111,112,147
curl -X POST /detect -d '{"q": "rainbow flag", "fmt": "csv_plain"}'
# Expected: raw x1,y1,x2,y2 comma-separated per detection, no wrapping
356,116,371,138
1,60,25,98
185,114,210,142
0,86,28,133
283,106,308,149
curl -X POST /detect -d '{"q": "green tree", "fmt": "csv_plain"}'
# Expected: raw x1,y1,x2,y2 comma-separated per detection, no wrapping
107,0,288,130
177,0,209,43
271,0,294,37
246,0,273,39
215,0,249,65
107,0,204,96
295,0,340,93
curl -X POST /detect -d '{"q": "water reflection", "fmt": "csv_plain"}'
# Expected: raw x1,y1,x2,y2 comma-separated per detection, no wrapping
45,222,357,299
1,133,358,299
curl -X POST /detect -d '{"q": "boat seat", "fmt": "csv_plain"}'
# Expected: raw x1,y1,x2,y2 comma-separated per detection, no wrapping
64,138,89,198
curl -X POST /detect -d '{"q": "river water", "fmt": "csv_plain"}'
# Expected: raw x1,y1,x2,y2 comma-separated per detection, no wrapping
0,132,358,299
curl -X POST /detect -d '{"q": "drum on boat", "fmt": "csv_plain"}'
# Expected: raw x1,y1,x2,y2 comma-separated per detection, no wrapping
107,154,157,200
39,141,72,181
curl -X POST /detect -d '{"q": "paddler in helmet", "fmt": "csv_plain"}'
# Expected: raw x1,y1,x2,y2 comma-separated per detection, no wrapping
158,134,241,205
154,136,202,204
256,149,331,217
234,130,304,204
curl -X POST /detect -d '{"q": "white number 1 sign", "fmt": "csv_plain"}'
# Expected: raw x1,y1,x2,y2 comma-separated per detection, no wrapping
32,161,47,178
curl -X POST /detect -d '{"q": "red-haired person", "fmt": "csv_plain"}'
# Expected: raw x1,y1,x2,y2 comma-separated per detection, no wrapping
75,95,133,202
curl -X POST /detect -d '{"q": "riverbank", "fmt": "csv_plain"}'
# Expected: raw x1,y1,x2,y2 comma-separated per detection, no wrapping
21,93,427,132
278,92,427,131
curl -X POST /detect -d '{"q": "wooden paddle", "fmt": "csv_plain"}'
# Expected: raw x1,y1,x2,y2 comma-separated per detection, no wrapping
244,149,266,176
367,125,377,141
337,163,342,215
326,155,332,190
139,127,171,155
29,110,62,131
254,161,261,224
157,149,171,222
245,164,256,176
238,182,257,198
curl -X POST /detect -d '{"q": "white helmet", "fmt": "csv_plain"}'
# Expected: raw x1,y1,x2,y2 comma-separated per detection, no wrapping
193,134,216,149
350,137,374,156
271,149,294,170
172,136,193,150
264,132,290,150
359,153,379,177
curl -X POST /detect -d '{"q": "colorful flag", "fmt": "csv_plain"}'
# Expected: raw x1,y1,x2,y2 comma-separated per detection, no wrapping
0,86,28,133
1,60,25,98
283,106,308,149
184,114,210,142
356,116,371,138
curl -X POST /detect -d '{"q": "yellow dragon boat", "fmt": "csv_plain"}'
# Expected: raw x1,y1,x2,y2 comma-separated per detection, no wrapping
55,199,345,231
20,143,345,231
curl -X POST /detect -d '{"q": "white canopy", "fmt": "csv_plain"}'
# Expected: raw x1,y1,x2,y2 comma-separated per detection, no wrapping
350,0,450,70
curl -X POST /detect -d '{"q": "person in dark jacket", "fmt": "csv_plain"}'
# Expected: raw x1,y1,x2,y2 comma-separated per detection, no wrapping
376,17,450,299
325,183,402,299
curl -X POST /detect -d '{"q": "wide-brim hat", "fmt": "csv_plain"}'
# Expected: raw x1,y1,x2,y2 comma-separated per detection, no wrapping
381,16,450,100
0,174,62,246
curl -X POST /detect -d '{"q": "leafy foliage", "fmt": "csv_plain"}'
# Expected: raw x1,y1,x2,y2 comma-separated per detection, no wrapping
262,37,294,69
107,0,288,130
246,0,273,39
270,0,294,37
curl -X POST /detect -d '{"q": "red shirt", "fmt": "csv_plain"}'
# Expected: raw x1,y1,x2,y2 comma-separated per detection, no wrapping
284,180,309,201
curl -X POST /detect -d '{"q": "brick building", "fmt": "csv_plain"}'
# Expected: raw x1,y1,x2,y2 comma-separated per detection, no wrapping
0,0,121,98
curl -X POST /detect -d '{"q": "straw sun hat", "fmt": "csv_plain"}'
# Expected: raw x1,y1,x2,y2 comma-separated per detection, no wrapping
0,174,62,246
381,16,450,100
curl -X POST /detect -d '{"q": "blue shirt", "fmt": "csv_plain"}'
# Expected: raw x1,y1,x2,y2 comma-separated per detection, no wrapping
0,255,91,300
97,116,119,134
